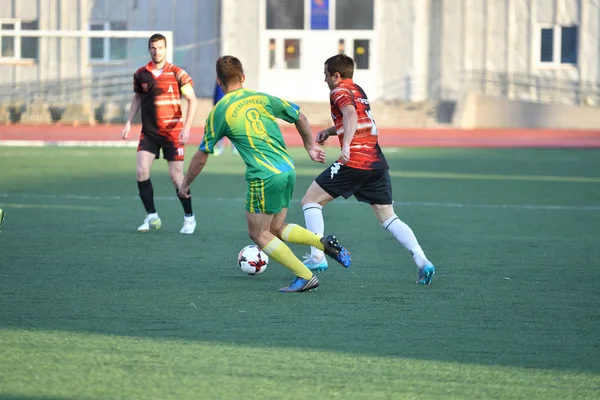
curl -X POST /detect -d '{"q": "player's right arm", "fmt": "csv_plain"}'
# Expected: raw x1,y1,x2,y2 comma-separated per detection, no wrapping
339,104,358,164
178,149,209,198
121,93,141,140
295,112,325,164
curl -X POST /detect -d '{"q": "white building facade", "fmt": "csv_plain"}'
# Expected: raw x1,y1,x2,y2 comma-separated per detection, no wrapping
1,0,599,104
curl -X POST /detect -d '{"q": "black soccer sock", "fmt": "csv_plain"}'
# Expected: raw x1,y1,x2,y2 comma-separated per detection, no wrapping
176,188,193,217
137,179,156,214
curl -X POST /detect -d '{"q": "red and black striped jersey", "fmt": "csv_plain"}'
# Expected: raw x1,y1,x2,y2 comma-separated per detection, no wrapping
133,62,193,140
330,79,388,170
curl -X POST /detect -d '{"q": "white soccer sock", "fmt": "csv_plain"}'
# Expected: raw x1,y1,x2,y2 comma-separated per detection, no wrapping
148,212,159,219
382,215,428,268
302,202,325,260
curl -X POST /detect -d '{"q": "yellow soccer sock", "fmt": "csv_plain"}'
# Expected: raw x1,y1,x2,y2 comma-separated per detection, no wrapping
262,236,313,280
280,223,324,250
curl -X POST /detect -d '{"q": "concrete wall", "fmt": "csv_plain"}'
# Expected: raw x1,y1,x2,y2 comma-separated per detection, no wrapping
220,0,261,92
438,0,600,102
455,92,600,129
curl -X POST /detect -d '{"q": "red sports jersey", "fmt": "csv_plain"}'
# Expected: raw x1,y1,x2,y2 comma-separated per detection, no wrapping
330,79,388,170
133,62,193,140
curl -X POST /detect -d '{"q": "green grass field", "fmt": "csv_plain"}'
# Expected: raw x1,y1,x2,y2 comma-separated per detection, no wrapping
1,146,599,400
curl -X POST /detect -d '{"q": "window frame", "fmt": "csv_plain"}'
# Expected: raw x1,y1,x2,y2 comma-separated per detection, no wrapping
0,19,39,61
536,23,578,69
88,21,128,63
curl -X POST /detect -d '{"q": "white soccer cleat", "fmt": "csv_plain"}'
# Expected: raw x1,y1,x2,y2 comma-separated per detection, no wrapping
138,215,161,232
180,216,196,234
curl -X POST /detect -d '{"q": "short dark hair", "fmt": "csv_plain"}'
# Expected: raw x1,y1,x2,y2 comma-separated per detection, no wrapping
148,33,167,48
325,53,355,79
216,55,244,87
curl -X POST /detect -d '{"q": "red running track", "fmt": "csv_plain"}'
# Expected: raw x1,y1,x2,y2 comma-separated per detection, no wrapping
1,124,600,148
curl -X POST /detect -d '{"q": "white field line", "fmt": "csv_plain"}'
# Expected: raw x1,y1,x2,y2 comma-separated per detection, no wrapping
0,141,137,147
1,192,599,211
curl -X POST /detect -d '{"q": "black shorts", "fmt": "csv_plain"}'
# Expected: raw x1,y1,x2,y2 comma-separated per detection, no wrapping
137,133,185,162
314,162,393,205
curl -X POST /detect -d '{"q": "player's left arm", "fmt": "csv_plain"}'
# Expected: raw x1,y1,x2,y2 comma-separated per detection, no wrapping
340,104,358,164
178,149,209,198
179,84,197,145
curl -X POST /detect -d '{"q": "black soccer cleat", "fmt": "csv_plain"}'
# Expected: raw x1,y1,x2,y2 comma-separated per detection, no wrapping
320,235,351,268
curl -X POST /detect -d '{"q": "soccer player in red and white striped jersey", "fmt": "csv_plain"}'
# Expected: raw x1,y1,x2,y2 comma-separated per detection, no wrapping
121,33,197,234
301,54,436,284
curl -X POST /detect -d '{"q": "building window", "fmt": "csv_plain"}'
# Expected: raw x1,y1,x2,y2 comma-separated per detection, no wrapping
265,0,374,31
267,0,304,30
310,0,329,30
269,38,276,68
284,38,301,69
338,39,345,53
539,25,577,66
89,21,128,62
336,0,374,30
354,39,369,69
0,20,39,60
560,26,578,64
540,28,553,62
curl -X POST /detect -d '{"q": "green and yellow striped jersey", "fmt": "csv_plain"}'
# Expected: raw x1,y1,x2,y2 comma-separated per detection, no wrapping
200,88,300,181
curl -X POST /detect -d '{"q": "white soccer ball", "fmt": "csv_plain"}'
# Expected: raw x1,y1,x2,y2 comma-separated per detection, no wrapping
238,245,269,275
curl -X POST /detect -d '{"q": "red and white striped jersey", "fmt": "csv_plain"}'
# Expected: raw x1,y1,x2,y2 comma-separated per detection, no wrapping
133,62,193,140
329,79,388,170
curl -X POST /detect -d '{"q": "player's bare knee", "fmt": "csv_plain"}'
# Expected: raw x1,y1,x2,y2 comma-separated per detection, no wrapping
301,192,330,207
372,204,394,224
136,166,150,181
300,192,312,206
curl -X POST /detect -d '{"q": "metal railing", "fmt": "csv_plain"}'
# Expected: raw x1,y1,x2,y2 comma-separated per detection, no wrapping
460,70,600,107
0,69,133,105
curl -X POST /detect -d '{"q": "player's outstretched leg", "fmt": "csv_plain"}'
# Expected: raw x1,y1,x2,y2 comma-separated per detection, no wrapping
276,224,351,271
320,235,351,268
278,275,320,292
416,262,435,285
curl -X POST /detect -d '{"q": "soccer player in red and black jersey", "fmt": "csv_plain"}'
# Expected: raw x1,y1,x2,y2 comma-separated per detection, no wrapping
121,33,197,234
300,53,436,284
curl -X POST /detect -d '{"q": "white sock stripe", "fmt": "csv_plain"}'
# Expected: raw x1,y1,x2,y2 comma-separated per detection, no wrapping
382,216,399,230
262,237,282,255
281,224,295,241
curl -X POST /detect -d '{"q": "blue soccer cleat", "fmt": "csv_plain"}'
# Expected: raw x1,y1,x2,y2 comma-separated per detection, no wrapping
279,275,319,292
416,263,435,284
302,254,329,272
320,235,351,268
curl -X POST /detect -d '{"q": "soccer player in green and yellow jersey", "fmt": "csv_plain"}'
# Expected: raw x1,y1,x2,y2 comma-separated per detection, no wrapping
178,55,351,292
